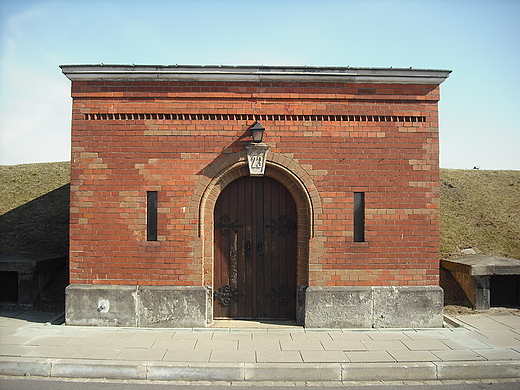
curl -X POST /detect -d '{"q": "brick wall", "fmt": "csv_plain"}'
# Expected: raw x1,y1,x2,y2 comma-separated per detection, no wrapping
68,73,443,289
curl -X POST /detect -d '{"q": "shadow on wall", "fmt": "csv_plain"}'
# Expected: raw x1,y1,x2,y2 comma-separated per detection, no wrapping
0,184,70,257
0,185,70,311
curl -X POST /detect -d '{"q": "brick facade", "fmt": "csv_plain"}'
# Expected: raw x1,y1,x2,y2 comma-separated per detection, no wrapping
62,65,450,328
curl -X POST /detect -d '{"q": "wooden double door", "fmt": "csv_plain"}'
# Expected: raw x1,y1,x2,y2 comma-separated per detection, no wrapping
214,176,297,320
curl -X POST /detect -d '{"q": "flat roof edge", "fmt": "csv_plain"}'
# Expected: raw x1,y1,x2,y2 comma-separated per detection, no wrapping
60,64,451,84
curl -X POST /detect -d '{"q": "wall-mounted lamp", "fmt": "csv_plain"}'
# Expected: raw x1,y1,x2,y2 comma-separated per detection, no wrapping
245,121,268,176
249,121,265,143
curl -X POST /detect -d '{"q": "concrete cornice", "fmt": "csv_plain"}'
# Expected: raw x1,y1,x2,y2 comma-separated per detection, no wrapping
60,64,451,85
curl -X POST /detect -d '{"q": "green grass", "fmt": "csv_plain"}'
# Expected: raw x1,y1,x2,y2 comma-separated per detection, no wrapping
0,161,70,215
440,169,520,260
0,162,70,256
1,162,519,261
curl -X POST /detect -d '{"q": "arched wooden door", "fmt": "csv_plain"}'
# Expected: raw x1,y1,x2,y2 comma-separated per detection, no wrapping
214,176,297,320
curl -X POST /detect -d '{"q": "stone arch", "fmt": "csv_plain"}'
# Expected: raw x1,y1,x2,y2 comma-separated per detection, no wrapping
190,151,322,292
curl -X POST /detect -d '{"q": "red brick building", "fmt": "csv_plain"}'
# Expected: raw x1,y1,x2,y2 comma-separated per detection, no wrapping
61,65,450,328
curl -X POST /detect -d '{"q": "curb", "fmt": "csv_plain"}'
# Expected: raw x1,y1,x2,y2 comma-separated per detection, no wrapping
1,357,520,381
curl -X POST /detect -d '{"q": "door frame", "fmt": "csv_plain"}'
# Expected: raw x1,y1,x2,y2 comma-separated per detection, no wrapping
196,154,319,325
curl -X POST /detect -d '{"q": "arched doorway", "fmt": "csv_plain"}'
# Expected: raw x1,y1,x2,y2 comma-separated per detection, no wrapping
213,175,297,320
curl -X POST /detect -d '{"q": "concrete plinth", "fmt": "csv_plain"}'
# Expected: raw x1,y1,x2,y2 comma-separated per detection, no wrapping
305,286,444,328
66,284,444,328
441,255,520,310
66,285,211,327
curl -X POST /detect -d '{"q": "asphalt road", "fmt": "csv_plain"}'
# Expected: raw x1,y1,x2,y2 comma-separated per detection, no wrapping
1,377,520,390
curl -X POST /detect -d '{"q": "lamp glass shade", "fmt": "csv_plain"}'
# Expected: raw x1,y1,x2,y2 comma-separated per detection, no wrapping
250,121,265,143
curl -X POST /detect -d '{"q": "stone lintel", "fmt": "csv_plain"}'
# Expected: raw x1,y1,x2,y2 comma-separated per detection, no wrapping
441,255,520,276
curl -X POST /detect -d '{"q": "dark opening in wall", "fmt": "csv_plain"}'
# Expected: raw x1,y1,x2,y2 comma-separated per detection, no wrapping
490,275,520,307
147,191,158,241
354,192,365,242
0,271,18,302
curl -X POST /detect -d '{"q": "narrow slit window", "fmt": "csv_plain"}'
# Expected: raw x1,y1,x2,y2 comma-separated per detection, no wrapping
353,192,365,242
147,191,158,241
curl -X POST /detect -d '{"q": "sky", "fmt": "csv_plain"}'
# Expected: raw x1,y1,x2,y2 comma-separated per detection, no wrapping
0,0,519,170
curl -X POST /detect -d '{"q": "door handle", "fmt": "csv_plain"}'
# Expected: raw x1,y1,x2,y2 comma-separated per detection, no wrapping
257,242,263,255
246,240,252,259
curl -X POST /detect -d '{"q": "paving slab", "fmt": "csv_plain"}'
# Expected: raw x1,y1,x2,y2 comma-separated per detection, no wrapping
237,339,281,351
251,332,292,341
289,332,333,341
300,350,349,363
0,345,36,356
162,349,211,362
109,336,158,349
344,350,396,363
115,347,168,361
365,331,411,341
402,330,451,340
94,329,139,338
387,350,441,362
23,345,79,358
58,327,101,337
480,337,520,348
64,336,118,348
280,339,324,351
401,339,452,351
442,338,493,350
23,336,74,346
432,349,486,361
194,339,238,351
153,339,196,350
256,350,303,363
0,335,34,345
474,348,520,361
329,331,372,341
68,346,122,360
171,331,213,340
361,340,408,351
210,349,255,363
321,339,367,351
211,332,252,341
1,309,520,382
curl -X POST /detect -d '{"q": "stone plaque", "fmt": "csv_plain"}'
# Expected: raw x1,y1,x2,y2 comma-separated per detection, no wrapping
245,143,269,176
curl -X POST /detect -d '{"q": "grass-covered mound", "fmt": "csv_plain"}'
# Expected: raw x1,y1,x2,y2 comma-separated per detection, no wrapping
440,169,520,260
0,162,70,256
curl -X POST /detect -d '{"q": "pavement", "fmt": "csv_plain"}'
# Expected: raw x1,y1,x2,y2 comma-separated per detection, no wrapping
1,308,520,382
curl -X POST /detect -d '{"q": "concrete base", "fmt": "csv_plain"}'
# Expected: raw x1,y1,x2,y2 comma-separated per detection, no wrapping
66,285,211,327
441,255,520,310
66,284,443,328
304,286,444,328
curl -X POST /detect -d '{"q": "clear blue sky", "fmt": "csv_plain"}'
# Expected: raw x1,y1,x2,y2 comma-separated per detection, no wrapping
1,0,519,169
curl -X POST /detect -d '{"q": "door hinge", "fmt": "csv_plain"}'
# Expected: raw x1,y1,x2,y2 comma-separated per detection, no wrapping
214,284,244,306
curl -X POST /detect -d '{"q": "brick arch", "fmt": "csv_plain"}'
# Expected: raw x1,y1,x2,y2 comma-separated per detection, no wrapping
190,151,322,289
